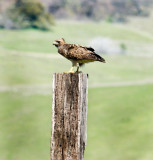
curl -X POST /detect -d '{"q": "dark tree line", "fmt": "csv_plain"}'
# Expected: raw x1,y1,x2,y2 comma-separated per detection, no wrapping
47,0,153,21
0,0,153,30
0,0,54,30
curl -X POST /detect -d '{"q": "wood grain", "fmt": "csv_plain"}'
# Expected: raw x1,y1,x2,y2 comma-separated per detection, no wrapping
51,73,88,160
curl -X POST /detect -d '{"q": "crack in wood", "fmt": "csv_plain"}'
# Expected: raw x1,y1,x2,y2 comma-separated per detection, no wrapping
51,73,88,160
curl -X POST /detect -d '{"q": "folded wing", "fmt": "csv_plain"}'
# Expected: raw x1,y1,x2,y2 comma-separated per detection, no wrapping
63,44,105,63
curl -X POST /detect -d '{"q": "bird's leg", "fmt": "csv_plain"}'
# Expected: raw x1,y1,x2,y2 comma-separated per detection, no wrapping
76,65,79,72
68,66,74,73
76,63,82,73
67,61,76,73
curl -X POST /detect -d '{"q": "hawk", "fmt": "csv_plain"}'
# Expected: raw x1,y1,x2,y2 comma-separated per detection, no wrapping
53,38,106,73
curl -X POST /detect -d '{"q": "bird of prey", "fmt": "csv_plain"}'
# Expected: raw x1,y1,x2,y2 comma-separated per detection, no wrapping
53,38,106,73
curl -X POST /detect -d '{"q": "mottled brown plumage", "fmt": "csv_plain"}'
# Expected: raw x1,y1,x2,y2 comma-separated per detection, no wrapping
53,38,105,72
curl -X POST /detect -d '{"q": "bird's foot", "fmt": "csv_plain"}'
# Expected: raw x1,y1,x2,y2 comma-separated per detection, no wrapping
76,66,81,73
65,67,75,73
69,71,75,73
75,71,82,73
64,71,75,73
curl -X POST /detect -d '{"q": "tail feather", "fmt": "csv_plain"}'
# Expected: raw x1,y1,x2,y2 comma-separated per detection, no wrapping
93,53,106,63
98,57,106,63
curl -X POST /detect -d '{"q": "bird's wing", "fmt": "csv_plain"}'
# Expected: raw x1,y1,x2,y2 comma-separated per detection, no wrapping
64,44,105,62
84,46,95,52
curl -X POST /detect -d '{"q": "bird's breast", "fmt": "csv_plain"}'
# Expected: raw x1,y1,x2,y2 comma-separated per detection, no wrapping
58,47,67,57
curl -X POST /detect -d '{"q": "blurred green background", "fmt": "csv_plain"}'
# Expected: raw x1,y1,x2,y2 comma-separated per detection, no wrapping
0,0,153,160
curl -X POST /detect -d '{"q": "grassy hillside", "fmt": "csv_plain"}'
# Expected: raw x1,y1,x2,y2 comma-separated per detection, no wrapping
0,18,153,160
1,84,153,160
0,51,153,86
86,85,153,160
0,21,153,54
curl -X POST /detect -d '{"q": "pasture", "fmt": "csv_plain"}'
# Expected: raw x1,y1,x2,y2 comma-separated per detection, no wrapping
0,19,153,160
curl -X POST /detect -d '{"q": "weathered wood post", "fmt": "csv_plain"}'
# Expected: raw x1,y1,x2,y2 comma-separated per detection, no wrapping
51,73,88,160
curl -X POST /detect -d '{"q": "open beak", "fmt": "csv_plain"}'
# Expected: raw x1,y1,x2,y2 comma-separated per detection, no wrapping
53,41,58,45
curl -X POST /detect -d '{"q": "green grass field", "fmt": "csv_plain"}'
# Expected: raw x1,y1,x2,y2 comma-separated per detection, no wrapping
1,85,153,160
0,19,153,160
0,21,153,54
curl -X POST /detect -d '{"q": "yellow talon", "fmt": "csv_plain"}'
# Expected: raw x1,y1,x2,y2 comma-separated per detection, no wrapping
68,67,74,73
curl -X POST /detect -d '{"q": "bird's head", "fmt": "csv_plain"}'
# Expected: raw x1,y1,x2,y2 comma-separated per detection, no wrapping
53,38,66,47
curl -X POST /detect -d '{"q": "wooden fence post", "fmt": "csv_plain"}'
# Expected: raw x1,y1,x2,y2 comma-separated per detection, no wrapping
51,73,88,160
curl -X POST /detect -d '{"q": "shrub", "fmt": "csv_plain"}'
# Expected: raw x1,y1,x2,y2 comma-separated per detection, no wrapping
1,0,54,30
89,37,126,55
